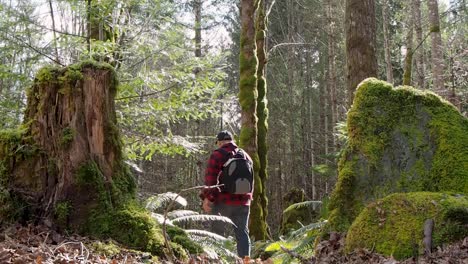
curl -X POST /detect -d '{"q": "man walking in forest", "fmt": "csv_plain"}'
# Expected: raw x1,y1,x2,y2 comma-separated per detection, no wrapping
200,130,254,262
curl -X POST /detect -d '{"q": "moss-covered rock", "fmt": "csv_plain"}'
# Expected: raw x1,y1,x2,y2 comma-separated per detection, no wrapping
327,78,468,232
345,192,468,260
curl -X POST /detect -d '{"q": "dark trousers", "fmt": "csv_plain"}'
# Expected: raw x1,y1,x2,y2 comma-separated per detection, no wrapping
212,203,251,257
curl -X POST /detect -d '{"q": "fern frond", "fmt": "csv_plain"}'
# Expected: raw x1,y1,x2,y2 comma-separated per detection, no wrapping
292,233,317,254
167,210,199,219
188,235,238,261
146,192,187,211
283,201,322,214
185,229,227,242
288,220,327,239
150,212,173,226
172,214,236,227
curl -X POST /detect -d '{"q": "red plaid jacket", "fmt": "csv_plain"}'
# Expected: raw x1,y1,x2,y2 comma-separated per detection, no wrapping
200,142,252,206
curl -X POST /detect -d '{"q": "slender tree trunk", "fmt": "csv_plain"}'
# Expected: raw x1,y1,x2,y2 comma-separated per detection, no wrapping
382,0,393,84
326,0,338,154
286,0,297,186
48,0,60,64
413,0,425,89
427,0,445,94
239,0,265,241
255,0,269,239
345,0,378,106
403,2,414,86
194,0,202,58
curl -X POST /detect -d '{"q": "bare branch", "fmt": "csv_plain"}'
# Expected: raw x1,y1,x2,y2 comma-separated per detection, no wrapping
267,42,312,57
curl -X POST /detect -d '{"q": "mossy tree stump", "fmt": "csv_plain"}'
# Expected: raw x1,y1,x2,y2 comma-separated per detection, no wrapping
7,61,134,229
0,62,176,257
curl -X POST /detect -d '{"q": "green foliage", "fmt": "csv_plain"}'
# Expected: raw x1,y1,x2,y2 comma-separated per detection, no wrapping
345,192,468,260
265,220,326,264
59,127,75,148
54,201,71,227
146,191,238,262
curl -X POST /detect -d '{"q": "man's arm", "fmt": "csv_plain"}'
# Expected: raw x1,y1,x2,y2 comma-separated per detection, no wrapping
200,150,223,202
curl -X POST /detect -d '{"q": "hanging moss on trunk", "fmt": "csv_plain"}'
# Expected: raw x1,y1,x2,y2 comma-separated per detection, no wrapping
238,0,267,240
0,61,186,259
327,78,468,233
254,0,269,240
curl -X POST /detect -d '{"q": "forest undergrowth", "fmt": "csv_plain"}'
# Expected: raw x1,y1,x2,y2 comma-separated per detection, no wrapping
0,224,466,263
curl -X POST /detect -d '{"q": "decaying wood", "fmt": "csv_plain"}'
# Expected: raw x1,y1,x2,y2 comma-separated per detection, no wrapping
11,65,122,229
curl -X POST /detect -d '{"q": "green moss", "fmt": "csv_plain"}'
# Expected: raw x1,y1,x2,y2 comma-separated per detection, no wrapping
430,25,440,33
35,66,60,85
345,192,468,260
165,226,202,254
55,201,71,227
60,127,75,148
327,78,468,233
91,241,121,256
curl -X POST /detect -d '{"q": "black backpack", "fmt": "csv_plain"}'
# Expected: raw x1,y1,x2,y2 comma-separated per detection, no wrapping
217,148,254,194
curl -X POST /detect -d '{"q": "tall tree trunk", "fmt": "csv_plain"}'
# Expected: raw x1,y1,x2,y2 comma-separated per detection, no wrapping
403,2,414,86
193,0,202,58
48,0,60,64
255,0,269,239
326,0,338,154
239,0,265,240
382,0,394,84
427,0,445,94
345,0,378,106
413,0,425,89
286,0,297,186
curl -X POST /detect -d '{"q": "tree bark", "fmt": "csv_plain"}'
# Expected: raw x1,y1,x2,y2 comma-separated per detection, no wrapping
255,0,269,240
413,0,426,89
238,0,264,240
4,63,135,231
193,0,202,58
382,0,394,84
403,2,414,86
48,0,60,64
427,0,446,94
326,0,338,154
345,0,378,106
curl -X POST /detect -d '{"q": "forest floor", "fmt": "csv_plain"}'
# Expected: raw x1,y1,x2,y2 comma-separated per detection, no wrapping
0,224,467,264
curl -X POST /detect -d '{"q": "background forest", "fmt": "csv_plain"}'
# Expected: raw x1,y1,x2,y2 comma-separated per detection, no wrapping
0,0,467,243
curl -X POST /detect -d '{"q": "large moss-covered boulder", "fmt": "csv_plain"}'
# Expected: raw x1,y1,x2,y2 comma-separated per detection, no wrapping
327,78,468,232
345,192,468,260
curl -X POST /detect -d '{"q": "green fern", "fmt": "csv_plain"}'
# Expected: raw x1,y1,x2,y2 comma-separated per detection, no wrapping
289,220,327,239
146,192,187,211
283,200,322,214
267,219,326,263
185,229,228,241
167,209,199,219
146,191,237,262
171,214,236,227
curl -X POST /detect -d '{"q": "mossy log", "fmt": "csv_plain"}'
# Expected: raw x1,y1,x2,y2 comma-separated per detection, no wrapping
345,192,468,260
327,78,468,233
0,62,176,258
